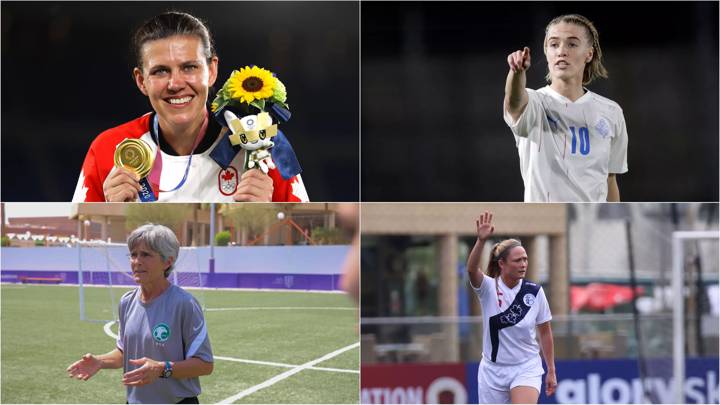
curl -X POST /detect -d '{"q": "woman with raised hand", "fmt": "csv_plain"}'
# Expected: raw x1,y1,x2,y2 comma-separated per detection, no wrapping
467,211,557,404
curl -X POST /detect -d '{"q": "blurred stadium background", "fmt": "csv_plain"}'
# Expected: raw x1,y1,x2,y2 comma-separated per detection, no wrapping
1,2,359,202
1,202,359,404
361,2,719,201
360,203,719,404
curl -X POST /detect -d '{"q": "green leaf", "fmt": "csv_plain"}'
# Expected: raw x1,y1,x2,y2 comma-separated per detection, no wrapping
272,78,287,103
250,99,266,111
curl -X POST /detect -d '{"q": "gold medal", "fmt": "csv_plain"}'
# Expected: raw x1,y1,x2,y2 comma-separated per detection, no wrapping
114,138,154,179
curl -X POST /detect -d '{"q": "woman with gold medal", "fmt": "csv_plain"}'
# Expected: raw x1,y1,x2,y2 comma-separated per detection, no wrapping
72,11,309,202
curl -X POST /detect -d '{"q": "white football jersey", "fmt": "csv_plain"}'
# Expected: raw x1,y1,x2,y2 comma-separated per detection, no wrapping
472,274,552,366
503,86,628,202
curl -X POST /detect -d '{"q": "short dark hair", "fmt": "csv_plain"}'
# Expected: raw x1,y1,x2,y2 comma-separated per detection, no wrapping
133,11,215,71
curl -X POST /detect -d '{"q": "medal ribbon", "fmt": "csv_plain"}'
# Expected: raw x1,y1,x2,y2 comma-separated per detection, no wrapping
138,178,156,202
148,110,208,195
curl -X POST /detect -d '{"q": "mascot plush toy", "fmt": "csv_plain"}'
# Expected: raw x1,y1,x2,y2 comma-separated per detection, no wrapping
209,66,301,180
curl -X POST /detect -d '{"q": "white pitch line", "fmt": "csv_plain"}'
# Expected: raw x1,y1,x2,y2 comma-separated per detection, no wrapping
104,321,118,340
102,323,358,375
213,355,358,374
206,306,355,312
217,342,360,404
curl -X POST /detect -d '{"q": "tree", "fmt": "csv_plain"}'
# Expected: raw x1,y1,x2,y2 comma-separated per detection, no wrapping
215,230,231,246
125,204,192,237
220,204,278,244
311,226,348,245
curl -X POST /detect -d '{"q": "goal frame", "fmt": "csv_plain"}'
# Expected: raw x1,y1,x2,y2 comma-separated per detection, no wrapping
671,230,718,403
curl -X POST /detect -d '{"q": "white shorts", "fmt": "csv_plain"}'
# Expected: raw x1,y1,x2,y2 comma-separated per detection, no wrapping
477,355,544,404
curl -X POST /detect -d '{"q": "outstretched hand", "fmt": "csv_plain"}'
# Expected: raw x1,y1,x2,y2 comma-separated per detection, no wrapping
476,211,495,240
122,357,162,386
67,353,102,381
507,47,531,73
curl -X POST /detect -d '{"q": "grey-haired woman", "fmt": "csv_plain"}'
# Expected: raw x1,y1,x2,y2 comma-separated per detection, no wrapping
67,224,213,404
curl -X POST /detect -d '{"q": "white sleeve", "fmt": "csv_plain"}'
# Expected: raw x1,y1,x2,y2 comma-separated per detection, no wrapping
471,273,494,301
503,89,543,139
535,287,552,325
609,108,629,174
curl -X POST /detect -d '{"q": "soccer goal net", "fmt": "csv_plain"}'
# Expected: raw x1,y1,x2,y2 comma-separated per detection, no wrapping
77,242,207,323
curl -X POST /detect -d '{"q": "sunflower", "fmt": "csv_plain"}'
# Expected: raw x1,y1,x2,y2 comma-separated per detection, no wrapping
227,66,276,104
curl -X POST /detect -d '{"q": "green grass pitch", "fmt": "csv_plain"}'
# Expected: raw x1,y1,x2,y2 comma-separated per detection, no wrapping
1,284,359,403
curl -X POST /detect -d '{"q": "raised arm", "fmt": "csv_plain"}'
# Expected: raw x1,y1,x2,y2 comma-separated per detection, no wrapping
467,211,495,289
504,47,531,123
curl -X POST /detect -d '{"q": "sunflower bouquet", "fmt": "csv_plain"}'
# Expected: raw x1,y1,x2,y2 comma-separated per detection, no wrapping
210,66,300,179
211,65,288,113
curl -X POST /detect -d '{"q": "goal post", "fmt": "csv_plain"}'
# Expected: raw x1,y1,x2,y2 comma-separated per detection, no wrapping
671,230,719,403
77,241,130,323
77,242,207,323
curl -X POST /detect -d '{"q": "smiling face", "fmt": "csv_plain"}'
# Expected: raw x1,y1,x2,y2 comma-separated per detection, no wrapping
133,35,218,136
498,246,528,282
129,241,173,285
544,22,594,84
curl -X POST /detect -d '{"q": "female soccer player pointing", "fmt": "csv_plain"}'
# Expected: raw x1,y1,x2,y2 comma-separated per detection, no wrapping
504,14,628,202
467,212,556,404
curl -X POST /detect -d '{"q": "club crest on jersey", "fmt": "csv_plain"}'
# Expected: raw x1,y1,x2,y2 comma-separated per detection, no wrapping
523,293,536,306
595,117,610,138
218,166,239,196
152,323,171,343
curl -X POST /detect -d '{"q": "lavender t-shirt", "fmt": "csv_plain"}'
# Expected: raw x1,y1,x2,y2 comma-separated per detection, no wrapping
117,284,213,404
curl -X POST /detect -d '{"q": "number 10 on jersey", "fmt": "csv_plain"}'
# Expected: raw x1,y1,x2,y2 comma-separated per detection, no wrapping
569,126,590,155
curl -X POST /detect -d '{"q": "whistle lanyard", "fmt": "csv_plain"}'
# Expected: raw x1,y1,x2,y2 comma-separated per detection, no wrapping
150,112,207,193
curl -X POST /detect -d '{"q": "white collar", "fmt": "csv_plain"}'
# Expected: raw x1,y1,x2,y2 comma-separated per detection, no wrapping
498,276,522,292
542,85,592,105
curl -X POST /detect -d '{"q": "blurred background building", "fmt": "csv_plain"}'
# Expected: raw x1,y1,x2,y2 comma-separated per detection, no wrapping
1,202,356,294
1,203,351,247
361,203,718,363
360,202,719,403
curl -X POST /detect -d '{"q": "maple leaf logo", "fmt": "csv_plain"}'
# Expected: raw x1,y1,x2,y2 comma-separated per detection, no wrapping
221,170,235,181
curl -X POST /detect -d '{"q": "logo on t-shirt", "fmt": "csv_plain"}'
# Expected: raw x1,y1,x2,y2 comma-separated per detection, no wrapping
595,117,610,138
523,293,536,307
500,304,524,325
152,323,171,343
218,166,239,196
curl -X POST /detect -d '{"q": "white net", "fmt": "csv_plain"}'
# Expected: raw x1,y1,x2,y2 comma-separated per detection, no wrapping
77,242,206,323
